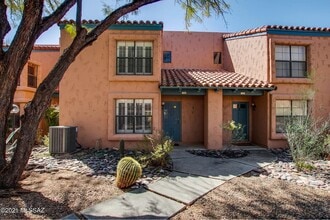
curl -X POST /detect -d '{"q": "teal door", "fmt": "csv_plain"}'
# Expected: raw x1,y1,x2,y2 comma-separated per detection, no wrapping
163,102,181,142
232,102,249,141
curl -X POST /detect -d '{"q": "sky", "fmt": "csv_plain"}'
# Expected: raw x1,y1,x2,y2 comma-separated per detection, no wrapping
5,0,330,44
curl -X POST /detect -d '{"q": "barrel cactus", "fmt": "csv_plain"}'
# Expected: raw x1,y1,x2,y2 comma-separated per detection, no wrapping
116,157,142,189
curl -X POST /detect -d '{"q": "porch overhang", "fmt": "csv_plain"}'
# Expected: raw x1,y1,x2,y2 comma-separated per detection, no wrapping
160,86,273,96
160,69,276,96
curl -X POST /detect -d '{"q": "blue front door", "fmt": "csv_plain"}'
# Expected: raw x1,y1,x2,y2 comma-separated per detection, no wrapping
163,102,181,142
232,102,249,141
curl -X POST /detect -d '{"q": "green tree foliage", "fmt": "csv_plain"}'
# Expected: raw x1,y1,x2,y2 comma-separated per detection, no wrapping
177,0,230,27
5,0,62,24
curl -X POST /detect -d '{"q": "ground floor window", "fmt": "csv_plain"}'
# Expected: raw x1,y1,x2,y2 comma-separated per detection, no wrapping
116,99,152,134
276,100,307,133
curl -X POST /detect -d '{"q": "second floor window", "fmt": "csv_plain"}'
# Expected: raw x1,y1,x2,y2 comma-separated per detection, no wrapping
213,52,221,64
275,45,307,78
28,64,37,88
117,41,153,75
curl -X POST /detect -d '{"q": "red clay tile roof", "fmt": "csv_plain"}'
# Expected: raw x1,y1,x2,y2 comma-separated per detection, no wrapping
223,25,330,39
161,69,275,89
2,44,60,51
58,19,163,25
33,44,60,50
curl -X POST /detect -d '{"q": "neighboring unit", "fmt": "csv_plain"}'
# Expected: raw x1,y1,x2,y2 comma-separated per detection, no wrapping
8,45,60,132
58,21,330,149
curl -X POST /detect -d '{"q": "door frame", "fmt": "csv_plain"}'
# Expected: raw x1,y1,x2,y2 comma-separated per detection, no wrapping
162,101,182,142
232,102,249,142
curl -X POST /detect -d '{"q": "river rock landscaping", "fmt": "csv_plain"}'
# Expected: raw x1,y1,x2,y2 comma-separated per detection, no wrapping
186,149,250,158
248,149,329,191
25,145,172,187
185,147,329,191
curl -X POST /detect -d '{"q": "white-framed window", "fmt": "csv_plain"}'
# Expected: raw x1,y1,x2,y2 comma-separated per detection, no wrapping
27,63,38,88
116,41,153,75
116,99,152,134
275,45,307,78
276,100,308,133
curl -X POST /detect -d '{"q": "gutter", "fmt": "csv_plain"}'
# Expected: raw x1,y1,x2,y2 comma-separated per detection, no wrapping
159,86,276,91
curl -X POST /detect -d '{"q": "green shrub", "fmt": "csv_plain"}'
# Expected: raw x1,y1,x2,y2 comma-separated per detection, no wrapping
295,161,315,171
45,105,59,127
42,134,49,147
138,130,174,168
222,120,246,142
285,115,330,164
149,139,174,167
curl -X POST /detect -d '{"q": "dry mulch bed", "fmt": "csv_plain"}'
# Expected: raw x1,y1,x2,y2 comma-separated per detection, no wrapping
1,147,329,219
172,175,330,219
0,170,122,219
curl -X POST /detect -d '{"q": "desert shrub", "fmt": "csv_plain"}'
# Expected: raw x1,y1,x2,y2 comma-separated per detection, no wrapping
149,139,174,167
42,134,49,147
45,105,59,127
285,115,330,165
295,161,315,171
222,120,246,142
138,130,174,168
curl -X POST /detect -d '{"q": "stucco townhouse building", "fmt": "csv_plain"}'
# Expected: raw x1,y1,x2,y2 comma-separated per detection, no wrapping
56,20,330,149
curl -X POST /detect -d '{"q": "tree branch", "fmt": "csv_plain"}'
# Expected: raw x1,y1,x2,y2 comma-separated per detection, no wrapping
0,0,11,57
85,0,161,44
38,0,76,36
76,0,82,32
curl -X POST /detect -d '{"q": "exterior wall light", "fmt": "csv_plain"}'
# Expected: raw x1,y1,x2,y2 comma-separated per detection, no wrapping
251,102,256,111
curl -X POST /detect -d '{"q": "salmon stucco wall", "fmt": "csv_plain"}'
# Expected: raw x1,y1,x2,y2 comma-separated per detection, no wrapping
224,35,268,81
162,31,223,70
162,95,204,145
266,35,330,148
60,31,110,148
269,35,330,120
204,90,223,149
251,94,269,147
60,28,162,149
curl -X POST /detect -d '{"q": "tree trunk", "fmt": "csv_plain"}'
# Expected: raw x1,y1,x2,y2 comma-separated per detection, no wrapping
0,29,88,188
0,0,161,189
0,0,44,179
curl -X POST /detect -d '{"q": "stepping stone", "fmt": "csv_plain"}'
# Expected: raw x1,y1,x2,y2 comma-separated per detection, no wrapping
172,156,255,180
62,213,80,220
148,172,225,205
80,188,185,219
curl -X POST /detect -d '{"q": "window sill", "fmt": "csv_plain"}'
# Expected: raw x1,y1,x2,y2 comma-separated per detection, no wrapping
271,77,313,84
16,86,37,92
109,75,159,82
108,133,147,141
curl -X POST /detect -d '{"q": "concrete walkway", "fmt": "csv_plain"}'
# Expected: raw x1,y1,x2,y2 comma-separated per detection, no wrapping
63,146,276,219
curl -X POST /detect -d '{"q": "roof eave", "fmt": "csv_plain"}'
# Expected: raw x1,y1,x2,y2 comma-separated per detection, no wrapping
159,86,276,91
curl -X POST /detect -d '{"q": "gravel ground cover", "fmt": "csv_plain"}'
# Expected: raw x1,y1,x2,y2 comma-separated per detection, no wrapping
0,170,122,219
0,145,171,219
1,146,329,219
173,148,329,219
172,175,330,219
